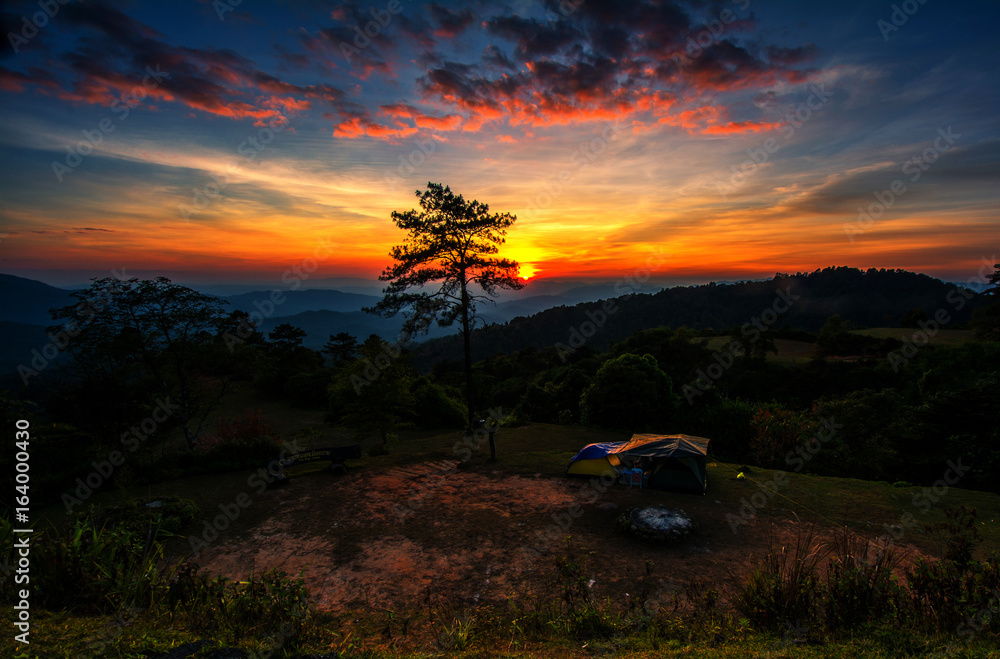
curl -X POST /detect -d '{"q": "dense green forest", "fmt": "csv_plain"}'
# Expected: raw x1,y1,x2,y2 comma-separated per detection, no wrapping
6,265,999,506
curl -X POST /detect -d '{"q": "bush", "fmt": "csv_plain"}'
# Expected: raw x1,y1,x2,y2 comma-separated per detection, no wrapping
169,565,312,646
197,408,280,465
409,377,466,429
679,397,756,464
31,517,166,613
282,371,332,408
749,403,805,468
824,530,904,630
87,495,199,536
907,556,1000,632
731,528,826,631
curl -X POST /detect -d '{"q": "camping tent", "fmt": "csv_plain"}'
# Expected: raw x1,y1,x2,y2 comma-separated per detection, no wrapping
566,434,711,494
563,442,624,477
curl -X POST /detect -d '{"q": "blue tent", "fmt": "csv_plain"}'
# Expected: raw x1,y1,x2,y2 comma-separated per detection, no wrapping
566,434,711,494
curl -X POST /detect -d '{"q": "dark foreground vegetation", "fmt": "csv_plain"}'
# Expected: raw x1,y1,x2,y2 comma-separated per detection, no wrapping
2,264,999,656
3,462,999,657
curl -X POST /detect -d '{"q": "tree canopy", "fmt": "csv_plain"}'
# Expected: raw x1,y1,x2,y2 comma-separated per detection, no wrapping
366,182,524,429
49,276,235,450
580,352,679,431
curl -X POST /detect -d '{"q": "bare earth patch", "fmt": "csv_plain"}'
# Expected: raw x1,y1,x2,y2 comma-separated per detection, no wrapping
192,461,933,613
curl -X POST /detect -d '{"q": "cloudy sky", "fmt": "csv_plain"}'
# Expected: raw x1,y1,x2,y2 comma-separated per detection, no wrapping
1,0,997,288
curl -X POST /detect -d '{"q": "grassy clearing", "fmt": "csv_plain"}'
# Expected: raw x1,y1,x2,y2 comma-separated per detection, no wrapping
851,328,977,347
700,336,815,363
23,390,1000,657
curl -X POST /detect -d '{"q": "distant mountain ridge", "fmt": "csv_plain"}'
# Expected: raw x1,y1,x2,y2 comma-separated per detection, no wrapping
411,266,990,367
224,289,382,316
0,274,79,325
1,267,990,377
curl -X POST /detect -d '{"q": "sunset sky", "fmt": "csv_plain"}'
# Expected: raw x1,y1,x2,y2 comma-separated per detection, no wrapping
1,0,997,289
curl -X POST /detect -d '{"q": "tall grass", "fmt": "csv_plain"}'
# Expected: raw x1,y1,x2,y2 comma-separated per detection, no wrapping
730,524,827,631
32,516,166,613
824,528,905,630
25,504,313,651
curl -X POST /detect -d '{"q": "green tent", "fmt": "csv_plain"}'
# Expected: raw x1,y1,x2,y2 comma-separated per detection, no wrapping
566,434,711,494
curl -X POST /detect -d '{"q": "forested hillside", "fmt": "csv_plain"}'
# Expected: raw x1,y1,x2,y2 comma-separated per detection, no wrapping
413,267,987,367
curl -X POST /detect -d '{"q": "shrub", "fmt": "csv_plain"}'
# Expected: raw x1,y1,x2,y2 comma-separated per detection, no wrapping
197,408,280,464
907,556,1000,631
32,517,165,613
731,527,826,631
749,403,805,468
409,377,466,429
88,495,199,536
824,529,905,630
169,565,312,646
926,505,982,564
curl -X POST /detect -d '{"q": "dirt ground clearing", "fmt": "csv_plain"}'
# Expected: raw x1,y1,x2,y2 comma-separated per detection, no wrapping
190,461,933,615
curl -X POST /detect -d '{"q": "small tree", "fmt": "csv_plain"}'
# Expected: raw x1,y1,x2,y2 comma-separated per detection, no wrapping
50,276,232,450
580,353,679,431
268,323,307,351
332,335,414,451
985,263,1000,295
972,263,1000,340
323,332,359,366
365,182,525,430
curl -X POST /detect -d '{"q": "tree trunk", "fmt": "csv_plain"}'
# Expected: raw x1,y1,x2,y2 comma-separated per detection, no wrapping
460,275,475,431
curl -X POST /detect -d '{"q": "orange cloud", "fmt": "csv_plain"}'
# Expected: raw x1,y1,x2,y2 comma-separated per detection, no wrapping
332,116,366,138
332,116,418,140
703,120,785,136
414,113,462,131
658,105,781,136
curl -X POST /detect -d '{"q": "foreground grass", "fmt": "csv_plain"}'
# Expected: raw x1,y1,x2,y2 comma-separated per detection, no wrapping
17,606,1000,658
25,406,1000,657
